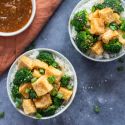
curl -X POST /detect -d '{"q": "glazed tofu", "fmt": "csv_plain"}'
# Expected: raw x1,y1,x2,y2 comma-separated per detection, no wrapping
113,13,121,24
91,41,104,55
33,94,52,109
119,34,125,45
33,69,42,78
18,56,33,70
99,8,114,24
19,83,32,98
32,76,53,96
89,10,99,20
22,99,36,115
46,66,63,83
90,18,105,35
33,59,48,69
59,87,72,101
101,29,119,43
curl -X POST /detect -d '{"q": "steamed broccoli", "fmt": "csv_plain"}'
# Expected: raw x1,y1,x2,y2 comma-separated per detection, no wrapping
103,39,122,53
13,68,33,86
71,10,88,32
60,75,71,87
11,85,21,99
76,31,96,53
108,22,119,31
120,19,125,31
92,0,124,14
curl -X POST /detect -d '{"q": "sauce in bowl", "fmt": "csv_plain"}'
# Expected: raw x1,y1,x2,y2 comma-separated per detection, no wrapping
0,0,32,32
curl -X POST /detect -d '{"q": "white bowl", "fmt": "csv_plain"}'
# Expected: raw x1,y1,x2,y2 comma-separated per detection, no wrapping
7,48,77,119
0,0,36,37
68,0,125,62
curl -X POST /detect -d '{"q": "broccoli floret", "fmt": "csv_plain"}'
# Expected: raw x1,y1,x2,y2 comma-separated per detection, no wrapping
52,97,63,108
71,10,88,32
103,39,122,53
76,31,95,53
108,22,119,31
60,75,71,87
28,89,37,99
92,0,124,14
11,85,21,99
120,19,125,31
13,67,32,86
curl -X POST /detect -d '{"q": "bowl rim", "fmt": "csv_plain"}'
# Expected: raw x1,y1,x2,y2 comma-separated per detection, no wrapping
7,48,77,120
0,0,36,37
68,0,125,62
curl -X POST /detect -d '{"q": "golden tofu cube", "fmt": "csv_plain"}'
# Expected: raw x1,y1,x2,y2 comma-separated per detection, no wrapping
19,83,32,98
32,76,53,97
113,13,121,24
33,59,48,69
18,56,33,70
91,41,104,55
89,10,99,20
59,87,72,101
90,18,105,35
101,29,119,43
33,69,42,78
99,8,114,24
46,66,63,83
22,99,36,115
33,94,52,109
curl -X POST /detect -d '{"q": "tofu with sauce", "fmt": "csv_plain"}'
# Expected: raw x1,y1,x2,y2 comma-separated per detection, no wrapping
113,13,121,24
59,87,73,101
91,41,104,55
18,56,33,70
32,69,42,78
32,76,53,97
33,94,52,109
19,83,32,98
46,66,63,83
33,59,48,69
90,18,105,35
101,29,119,43
89,10,99,20
22,99,36,115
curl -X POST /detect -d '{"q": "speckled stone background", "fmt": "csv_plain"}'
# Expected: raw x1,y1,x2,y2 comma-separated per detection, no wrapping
1,0,125,125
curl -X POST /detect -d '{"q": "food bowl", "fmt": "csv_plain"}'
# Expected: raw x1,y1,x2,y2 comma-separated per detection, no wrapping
7,48,77,119
68,0,125,62
0,0,36,37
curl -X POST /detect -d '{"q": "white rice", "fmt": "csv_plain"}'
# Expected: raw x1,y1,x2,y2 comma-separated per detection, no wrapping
71,0,125,60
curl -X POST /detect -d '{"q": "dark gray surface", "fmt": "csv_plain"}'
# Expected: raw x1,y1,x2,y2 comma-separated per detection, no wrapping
1,0,125,125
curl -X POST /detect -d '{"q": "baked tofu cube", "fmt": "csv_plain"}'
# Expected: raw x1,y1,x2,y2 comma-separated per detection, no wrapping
59,87,72,101
91,41,104,55
90,18,105,35
32,76,53,97
89,10,99,20
18,56,33,70
99,8,114,24
101,29,119,43
19,83,32,98
113,13,121,24
22,99,36,115
33,69,42,78
33,94,52,109
33,59,48,69
119,34,125,45
46,66,63,83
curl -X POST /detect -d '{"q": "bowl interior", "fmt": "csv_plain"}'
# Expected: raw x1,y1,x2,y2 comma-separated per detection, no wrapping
68,0,125,62
0,0,36,37
7,48,77,119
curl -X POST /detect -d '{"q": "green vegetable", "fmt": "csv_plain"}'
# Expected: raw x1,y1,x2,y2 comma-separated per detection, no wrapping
60,75,71,87
67,84,73,90
13,67,32,86
50,89,58,96
48,76,56,84
11,85,21,99
31,77,37,83
15,98,22,108
76,31,95,53
120,19,125,31
25,88,31,94
52,97,63,108
122,34,125,39
103,39,122,53
51,62,60,69
71,10,88,32
29,89,37,99
35,113,42,119
0,112,4,119
92,0,124,14
93,105,100,113
117,66,124,71
56,93,63,99
39,69,45,75
108,22,119,31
